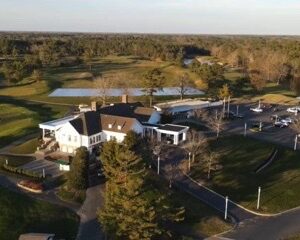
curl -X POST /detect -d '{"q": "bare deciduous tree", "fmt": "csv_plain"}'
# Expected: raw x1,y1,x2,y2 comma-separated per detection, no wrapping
203,151,220,180
177,73,192,100
184,129,208,163
93,74,112,106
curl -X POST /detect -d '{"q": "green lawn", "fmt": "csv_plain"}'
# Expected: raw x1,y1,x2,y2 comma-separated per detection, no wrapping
150,173,232,237
0,155,35,167
191,135,300,213
171,187,232,237
0,186,79,240
0,100,68,149
9,138,39,154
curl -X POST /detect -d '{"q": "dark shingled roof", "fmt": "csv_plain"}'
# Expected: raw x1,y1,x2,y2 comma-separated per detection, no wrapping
68,103,157,136
69,111,101,136
158,124,188,132
98,103,155,123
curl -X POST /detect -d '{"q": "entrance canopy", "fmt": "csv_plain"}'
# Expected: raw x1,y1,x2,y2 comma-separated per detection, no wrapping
39,115,79,131
156,124,189,145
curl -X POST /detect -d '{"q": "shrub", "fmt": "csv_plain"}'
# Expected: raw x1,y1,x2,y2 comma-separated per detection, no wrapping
2,164,43,179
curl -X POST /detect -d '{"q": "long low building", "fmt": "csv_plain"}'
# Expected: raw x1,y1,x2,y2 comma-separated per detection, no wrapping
39,101,189,154
154,98,223,115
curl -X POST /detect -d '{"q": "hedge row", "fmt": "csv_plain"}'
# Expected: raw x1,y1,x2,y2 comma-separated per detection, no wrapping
2,164,43,179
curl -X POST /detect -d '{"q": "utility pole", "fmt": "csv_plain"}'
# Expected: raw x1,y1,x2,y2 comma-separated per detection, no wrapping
294,135,298,151
257,186,261,210
223,97,226,117
259,121,262,132
224,196,229,220
188,152,191,172
157,156,160,175
227,96,231,117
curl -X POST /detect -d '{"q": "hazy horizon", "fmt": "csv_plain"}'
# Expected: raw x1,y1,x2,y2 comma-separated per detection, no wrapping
1,0,300,35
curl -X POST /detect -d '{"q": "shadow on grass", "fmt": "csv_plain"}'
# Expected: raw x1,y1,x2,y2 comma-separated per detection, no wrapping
192,135,300,212
0,186,79,240
0,96,68,148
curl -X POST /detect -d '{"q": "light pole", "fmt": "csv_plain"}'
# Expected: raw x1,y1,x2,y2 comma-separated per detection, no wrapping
294,135,298,151
215,110,218,120
259,121,262,132
244,123,247,137
224,196,228,220
223,97,226,117
227,96,231,117
188,152,191,172
42,168,46,178
257,186,261,210
157,156,160,175
236,105,239,116
5,159,8,165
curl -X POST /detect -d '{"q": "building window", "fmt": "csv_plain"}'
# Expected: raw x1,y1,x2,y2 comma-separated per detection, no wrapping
68,135,71,142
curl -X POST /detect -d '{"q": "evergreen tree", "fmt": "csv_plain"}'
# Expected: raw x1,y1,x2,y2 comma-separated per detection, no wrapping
67,147,89,190
142,68,165,107
98,141,184,239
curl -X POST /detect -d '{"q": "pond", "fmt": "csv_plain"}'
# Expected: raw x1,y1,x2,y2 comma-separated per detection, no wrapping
49,87,205,97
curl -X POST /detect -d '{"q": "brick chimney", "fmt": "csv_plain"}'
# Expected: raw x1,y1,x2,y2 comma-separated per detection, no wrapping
91,101,98,111
122,94,128,104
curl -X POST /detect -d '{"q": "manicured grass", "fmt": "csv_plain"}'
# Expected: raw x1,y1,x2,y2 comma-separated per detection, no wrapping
0,100,68,149
191,135,300,213
150,173,232,237
0,186,79,240
171,187,232,237
9,138,38,154
57,186,86,204
0,155,35,167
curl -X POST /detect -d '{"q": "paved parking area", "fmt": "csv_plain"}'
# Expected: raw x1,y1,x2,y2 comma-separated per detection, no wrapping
212,102,300,149
20,159,61,177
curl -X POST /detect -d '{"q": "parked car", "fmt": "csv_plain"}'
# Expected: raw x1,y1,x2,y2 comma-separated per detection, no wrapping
281,117,293,124
274,121,289,128
287,107,300,113
250,107,263,113
97,169,105,178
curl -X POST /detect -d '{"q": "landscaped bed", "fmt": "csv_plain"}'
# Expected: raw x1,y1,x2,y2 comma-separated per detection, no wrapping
0,186,79,240
190,135,300,213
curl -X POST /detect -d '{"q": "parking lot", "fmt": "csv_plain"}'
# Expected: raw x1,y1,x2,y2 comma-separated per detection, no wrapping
212,102,300,149
20,159,61,178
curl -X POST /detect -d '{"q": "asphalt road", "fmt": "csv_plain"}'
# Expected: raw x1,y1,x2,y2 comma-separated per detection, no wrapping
223,207,300,240
160,146,255,223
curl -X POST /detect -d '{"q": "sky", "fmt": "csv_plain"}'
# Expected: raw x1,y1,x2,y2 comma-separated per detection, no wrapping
0,0,300,35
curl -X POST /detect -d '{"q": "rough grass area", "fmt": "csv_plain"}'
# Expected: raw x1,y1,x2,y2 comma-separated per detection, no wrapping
284,234,300,240
0,186,79,240
191,135,300,213
9,138,38,154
